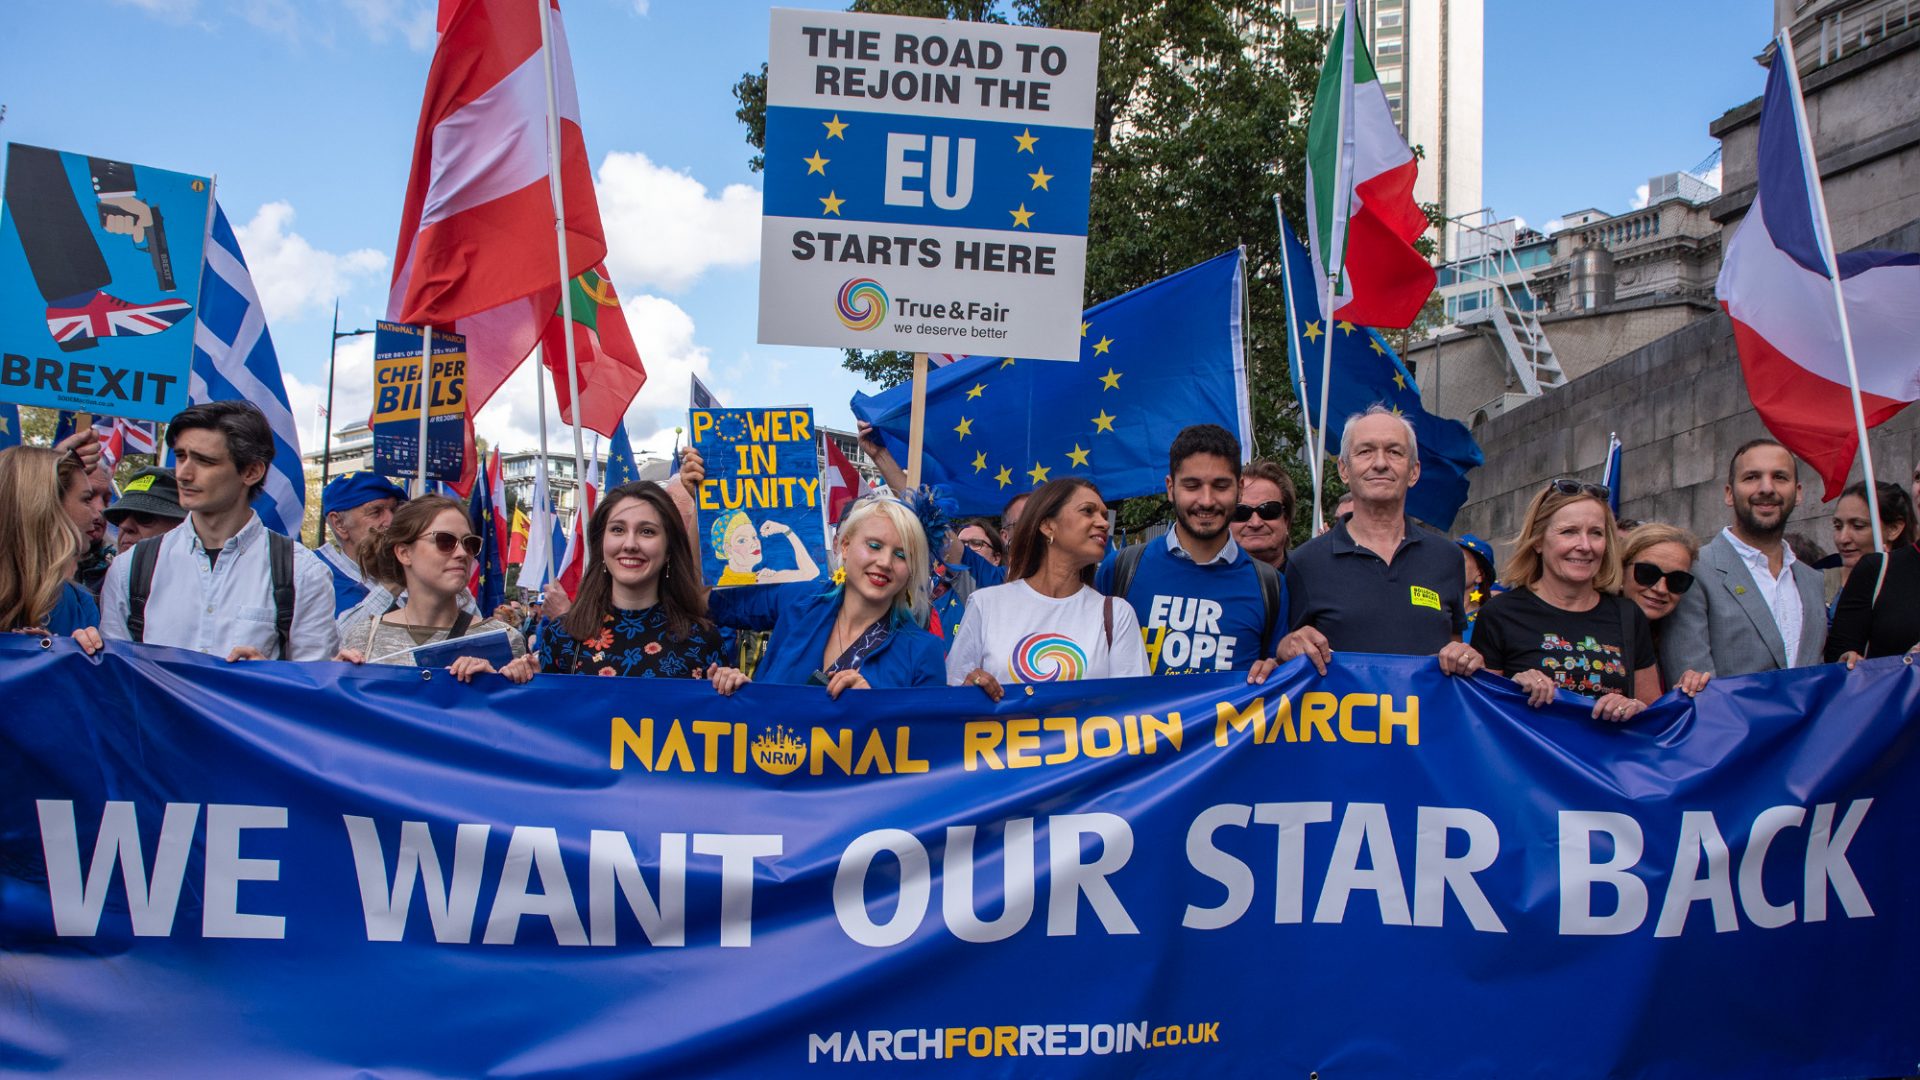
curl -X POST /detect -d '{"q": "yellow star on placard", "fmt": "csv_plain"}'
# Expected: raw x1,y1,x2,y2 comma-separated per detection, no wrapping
1000,357,1016,369
1014,128,1039,153
1392,371,1407,390
965,382,986,400
1080,321,1089,337
1065,444,1090,468
1098,368,1122,391
1029,166,1053,190
803,150,829,175
954,416,974,439
1370,338,1386,355
1010,204,1034,228
972,451,989,473
995,466,1014,489
823,114,848,139
1091,409,1116,433
1092,335,1113,356
1028,462,1051,484
1338,320,1357,334
1303,320,1324,342
820,190,845,216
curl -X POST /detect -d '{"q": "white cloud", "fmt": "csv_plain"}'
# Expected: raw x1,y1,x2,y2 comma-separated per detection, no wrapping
1629,182,1651,211
631,0,651,13
285,333,375,453
596,152,761,293
113,0,198,17
1700,161,1723,192
344,0,437,50
234,202,388,325
1542,217,1565,233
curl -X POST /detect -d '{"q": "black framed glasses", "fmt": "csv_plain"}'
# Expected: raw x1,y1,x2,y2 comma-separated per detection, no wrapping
1630,561,1694,594
422,531,483,557
1546,478,1611,500
1232,500,1290,523
961,537,997,553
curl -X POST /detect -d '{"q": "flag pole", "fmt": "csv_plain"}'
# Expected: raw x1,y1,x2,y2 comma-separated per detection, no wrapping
319,300,341,549
906,351,929,489
1274,195,1321,501
417,325,434,489
537,0,589,510
534,343,557,587
1778,32,1886,559
1311,0,1357,535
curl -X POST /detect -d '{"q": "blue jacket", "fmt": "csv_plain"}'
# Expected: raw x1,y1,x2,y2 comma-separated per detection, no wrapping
707,583,946,688
45,582,99,634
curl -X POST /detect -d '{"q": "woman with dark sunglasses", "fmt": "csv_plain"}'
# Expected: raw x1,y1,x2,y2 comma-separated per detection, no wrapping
1619,524,1711,695
1469,479,1659,723
336,495,533,682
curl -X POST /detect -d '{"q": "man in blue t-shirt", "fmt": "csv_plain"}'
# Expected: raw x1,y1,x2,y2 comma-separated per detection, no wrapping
1096,425,1283,681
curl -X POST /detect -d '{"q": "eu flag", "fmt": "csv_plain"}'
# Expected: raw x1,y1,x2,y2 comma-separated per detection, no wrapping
0,403,18,450
467,462,507,615
1281,220,1483,529
851,250,1249,515
604,422,642,489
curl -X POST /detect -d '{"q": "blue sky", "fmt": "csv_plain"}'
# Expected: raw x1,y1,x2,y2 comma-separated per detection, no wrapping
6,0,1769,458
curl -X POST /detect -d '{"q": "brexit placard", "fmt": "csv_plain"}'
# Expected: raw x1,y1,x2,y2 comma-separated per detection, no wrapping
692,407,827,587
372,321,465,481
0,143,213,421
758,10,1098,362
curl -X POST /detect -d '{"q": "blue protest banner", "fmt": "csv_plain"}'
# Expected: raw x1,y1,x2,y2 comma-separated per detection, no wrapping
372,320,466,481
757,10,1100,361
692,406,826,587
3,636,1917,1077
0,143,213,421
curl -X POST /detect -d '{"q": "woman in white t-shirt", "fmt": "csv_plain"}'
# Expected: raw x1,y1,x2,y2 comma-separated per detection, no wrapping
949,478,1148,699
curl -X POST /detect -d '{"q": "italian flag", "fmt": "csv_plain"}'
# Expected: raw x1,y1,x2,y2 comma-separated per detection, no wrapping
1305,0,1435,329
541,262,648,438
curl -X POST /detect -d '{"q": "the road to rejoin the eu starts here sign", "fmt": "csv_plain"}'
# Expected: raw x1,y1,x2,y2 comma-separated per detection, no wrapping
758,9,1098,362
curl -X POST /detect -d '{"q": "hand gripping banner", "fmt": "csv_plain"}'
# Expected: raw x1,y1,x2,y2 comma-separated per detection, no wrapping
1,635,1916,1077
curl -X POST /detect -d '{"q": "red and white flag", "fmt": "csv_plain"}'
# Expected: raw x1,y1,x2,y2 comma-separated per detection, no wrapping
1718,41,1920,498
824,437,868,526
388,0,607,447
1304,0,1435,329
485,447,508,554
556,447,598,595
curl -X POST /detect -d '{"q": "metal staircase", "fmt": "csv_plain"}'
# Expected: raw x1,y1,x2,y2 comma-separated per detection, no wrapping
1449,209,1566,397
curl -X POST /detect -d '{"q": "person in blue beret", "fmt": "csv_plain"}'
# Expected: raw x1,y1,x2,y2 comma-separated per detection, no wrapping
704,493,946,697
318,472,408,617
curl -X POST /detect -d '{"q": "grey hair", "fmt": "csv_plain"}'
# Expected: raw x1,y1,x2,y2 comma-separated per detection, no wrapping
1338,403,1418,465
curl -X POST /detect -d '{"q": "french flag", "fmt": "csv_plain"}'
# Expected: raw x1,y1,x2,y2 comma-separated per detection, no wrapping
1717,41,1920,499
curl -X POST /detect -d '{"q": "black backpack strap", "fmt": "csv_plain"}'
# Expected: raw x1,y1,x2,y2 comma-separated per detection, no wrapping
125,537,163,644
1251,557,1283,650
268,532,295,659
1112,542,1145,598
449,610,475,640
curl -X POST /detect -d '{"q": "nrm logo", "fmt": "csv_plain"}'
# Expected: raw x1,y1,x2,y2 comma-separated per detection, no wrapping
836,278,887,331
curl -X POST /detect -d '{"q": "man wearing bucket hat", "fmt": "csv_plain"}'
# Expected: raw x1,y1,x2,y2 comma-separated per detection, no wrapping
1455,533,1502,644
318,472,407,616
104,467,187,546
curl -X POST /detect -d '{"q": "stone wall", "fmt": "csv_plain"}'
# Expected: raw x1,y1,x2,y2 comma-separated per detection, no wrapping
1449,217,1920,588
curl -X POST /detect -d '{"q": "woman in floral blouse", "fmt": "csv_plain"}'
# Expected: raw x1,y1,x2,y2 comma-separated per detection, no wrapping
537,481,729,678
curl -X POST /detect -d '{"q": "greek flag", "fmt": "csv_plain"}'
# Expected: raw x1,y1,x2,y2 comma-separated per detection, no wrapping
187,205,306,535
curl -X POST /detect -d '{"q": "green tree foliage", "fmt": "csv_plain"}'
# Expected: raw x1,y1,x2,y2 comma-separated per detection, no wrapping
734,2,1445,543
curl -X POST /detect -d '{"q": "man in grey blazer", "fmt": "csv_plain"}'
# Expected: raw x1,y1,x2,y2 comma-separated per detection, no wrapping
1662,439,1827,677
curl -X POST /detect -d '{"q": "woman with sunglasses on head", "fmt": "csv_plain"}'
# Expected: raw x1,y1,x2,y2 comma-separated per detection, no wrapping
704,493,946,697
1469,479,1659,723
336,495,533,682
540,482,728,679
1826,482,1920,667
1619,524,1711,695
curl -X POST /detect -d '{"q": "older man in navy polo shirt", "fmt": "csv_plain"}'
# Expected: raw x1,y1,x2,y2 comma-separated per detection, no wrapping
1281,405,1483,677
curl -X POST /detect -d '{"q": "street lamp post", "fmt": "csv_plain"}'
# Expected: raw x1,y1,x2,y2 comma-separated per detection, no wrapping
318,301,376,549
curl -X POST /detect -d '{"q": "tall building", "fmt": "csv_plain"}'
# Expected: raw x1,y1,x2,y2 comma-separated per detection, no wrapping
1288,0,1483,256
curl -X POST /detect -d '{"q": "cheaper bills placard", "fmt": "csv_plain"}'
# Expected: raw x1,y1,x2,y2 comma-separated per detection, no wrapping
371,320,466,481
758,9,1098,361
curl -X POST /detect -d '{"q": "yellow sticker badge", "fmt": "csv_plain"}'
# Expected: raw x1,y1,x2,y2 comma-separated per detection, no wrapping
1410,586,1441,611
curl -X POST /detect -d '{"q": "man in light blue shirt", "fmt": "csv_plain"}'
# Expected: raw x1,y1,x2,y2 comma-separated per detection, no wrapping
101,401,336,661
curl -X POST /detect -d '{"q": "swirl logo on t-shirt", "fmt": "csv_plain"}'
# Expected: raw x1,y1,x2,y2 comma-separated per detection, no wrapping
1010,632,1087,682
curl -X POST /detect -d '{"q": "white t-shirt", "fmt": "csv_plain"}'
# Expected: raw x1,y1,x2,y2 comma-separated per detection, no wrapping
946,580,1150,685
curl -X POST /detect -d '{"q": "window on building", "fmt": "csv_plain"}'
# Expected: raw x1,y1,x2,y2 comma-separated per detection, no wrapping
1379,9,1403,27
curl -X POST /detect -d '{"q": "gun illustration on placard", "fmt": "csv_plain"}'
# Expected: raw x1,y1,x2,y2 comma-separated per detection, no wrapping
97,200,175,291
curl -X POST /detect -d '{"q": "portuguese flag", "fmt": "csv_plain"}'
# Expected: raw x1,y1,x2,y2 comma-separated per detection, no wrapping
1304,0,1435,329
542,263,647,438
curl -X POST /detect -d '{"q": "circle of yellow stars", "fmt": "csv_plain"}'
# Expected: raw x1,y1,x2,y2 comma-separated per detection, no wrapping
800,115,1057,232
956,321,1127,489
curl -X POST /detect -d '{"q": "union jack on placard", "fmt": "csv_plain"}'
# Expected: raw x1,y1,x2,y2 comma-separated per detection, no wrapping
46,293,194,349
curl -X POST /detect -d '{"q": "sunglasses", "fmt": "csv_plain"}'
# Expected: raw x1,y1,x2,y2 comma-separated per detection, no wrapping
1546,478,1611,500
1630,561,1695,594
1232,500,1290,523
961,537,997,552
421,531,483,557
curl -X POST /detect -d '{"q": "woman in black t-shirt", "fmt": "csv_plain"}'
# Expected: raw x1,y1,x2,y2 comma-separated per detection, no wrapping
1470,480,1659,723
